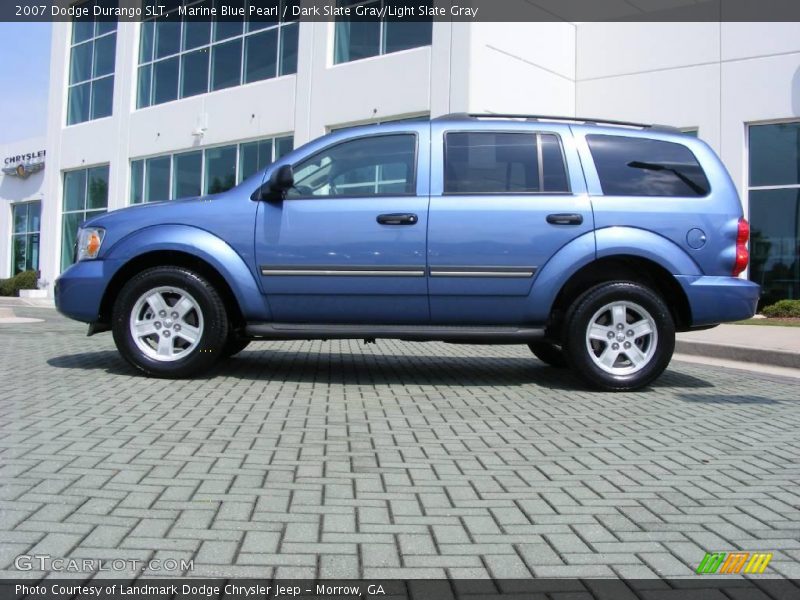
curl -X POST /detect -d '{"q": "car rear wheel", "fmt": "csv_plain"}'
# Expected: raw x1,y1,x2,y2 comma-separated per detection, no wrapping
528,341,568,368
562,282,674,391
112,266,229,378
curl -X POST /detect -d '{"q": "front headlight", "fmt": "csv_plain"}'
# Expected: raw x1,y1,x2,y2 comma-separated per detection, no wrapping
76,227,106,261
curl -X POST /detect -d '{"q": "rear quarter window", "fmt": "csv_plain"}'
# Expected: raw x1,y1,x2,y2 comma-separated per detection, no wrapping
586,134,710,197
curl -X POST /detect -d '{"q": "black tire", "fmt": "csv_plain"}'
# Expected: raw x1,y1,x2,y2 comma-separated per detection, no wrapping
111,266,229,378
528,341,568,368
562,281,675,392
223,336,250,358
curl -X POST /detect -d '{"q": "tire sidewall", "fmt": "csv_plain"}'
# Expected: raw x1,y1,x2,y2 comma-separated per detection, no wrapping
564,282,675,391
112,267,228,378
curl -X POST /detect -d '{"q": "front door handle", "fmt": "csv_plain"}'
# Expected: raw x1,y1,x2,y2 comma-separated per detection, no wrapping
546,213,584,225
377,213,418,225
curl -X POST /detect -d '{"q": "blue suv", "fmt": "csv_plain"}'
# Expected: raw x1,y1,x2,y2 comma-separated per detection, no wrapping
55,114,759,391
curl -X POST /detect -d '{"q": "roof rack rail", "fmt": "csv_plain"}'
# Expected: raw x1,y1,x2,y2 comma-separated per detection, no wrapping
432,113,681,132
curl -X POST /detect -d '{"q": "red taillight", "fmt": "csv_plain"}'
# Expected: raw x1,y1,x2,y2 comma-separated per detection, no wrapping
733,218,750,277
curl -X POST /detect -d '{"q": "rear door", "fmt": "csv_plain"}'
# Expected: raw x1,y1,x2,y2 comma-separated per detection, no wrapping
427,121,592,324
255,124,431,324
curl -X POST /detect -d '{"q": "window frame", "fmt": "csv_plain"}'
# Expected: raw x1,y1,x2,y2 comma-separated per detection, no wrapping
586,133,712,199
442,130,572,197
284,132,420,200
66,1,117,126
61,165,110,271
10,201,42,276
136,0,299,110
130,135,294,204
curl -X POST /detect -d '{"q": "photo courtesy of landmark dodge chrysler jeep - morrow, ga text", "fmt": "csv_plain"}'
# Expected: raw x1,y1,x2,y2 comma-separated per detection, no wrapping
55,114,760,391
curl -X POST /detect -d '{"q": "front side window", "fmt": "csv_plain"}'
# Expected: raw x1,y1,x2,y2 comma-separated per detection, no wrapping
130,135,294,204
67,1,117,125
587,135,710,197
138,0,299,109
11,202,41,275
444,132,569,195
287,134,417,198
334,1,432,64
748,122,800,305
62,166,109,270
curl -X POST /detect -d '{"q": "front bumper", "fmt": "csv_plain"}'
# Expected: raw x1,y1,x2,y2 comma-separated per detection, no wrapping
676,275,761,326
55,260,115,324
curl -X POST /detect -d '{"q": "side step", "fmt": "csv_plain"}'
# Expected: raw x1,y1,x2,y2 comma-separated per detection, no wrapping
244,323,545,344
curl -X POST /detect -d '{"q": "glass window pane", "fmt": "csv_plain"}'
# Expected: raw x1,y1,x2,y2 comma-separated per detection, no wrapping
28,202,41,232
63,170,87,212
131,160,144,204
70,40,93,84
750,123,800,187
181,48,210,98
244,28,277,83
155,19,181,58
586,135,710,197
153,57,179,105
12,235,27,276
173,151,203,198
184,9,212,50
334,18,380,64
279,22,298,75
91,76,114,120
140,20,155,62
72,16,94,44
28,233,40,273
749,188,800,306
61,212,82,271
137,64,152,108
87,166,110,209
445,132,540,194
288,134,416,198
68,83,91,125
213,0,245,40
13,204,28,234
384,21,432,54
205,145,238,194
239,140,272,182
275,135,294,159
146,156,171,202
93,33,116,77
211,38,242,91
96,21,117,37
540,134,569,193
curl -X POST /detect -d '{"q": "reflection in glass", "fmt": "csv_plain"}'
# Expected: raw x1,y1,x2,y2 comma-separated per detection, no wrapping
205,146,238,194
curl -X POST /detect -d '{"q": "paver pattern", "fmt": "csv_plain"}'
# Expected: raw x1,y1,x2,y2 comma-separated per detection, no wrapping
1,306,799,580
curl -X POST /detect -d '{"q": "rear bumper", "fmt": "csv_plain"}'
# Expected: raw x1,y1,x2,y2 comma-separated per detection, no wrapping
676,275,760,327
54,260,113,324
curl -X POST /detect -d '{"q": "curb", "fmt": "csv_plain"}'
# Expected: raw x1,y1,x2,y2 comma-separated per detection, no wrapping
675,340,800,370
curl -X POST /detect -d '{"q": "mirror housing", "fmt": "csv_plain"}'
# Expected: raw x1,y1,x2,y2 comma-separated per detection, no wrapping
253,164,294,201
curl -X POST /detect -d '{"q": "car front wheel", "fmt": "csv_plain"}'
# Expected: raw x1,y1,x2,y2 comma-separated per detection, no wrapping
111,266,229,378
562,282,675,392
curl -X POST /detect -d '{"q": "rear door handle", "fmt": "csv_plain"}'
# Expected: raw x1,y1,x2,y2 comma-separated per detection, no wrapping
377,213,418,225
546,213,584,225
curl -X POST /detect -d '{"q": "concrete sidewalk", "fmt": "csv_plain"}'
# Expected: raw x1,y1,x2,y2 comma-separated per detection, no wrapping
677,323,800,369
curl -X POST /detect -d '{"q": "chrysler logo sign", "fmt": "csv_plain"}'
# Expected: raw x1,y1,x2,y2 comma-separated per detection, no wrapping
2,150,45,179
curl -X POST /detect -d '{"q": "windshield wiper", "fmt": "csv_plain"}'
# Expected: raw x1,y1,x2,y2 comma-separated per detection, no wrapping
627,160,707,195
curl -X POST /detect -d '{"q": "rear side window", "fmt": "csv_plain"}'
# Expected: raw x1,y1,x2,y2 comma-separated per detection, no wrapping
444,132,569,194
586,134,710,197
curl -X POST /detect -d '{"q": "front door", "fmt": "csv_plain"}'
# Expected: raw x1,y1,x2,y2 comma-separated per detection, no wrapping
427,123,593,324
255,126,430,324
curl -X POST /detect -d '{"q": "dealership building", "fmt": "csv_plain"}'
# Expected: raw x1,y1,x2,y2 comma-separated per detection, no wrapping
0,11,798,306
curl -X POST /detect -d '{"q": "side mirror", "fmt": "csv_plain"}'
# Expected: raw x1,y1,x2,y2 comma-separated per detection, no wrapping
253,164,294,202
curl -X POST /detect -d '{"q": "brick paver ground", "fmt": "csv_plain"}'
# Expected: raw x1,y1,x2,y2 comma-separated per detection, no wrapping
1,306,799,580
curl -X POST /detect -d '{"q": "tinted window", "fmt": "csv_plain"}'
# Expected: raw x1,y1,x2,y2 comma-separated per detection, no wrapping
444,132,569,194
287,135,417,198
587,135,709,197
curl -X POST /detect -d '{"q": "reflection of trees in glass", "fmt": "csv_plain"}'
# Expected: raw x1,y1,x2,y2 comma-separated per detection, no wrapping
89,176,108,207
208,174,236,194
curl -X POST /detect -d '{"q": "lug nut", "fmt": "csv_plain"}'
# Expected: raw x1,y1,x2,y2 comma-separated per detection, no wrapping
627,330,634,337
154,322,161,329
607,332,615,339
174,324,181,331
624,342,631,349
612,343,619,350
171,311,178,319
159,310,167,317
163,331,171,338
617,323,624,330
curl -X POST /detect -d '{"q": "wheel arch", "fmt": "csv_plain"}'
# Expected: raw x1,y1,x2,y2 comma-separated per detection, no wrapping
549,255,693,335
